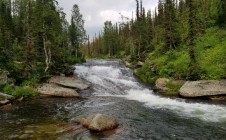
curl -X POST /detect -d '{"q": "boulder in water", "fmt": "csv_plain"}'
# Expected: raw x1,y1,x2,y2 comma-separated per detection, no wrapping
77,114,119,131
38,83,79,98
179,80,226,97
49,76,89,90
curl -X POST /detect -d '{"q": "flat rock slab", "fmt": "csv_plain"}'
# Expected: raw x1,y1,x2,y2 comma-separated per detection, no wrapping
0,99,10,106
179,80,226,97
0,92,15,100
49,76,89,90
38,83,79,98
78,114,119,131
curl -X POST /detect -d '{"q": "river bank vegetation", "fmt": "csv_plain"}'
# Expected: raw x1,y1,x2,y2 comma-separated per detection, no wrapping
81,0,226,84
0,0,86,97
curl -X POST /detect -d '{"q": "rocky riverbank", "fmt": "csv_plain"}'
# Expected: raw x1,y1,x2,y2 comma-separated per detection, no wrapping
122,58,226,100
179,80,226,100
154,78,226,100
0,74,90,108
38,75,89,98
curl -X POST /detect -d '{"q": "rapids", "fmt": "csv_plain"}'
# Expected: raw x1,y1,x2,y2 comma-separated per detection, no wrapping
1,59,226,139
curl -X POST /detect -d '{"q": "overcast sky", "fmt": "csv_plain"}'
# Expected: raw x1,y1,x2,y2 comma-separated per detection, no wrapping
58,0,158,38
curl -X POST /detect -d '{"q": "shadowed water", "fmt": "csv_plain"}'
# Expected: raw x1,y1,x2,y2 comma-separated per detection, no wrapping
1,59,226,140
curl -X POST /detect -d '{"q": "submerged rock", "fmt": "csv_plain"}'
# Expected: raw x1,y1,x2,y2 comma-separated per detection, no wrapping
77,114,119,131
49,76,89,90
179,80,226,98
155,78,170,91
38,83,79,98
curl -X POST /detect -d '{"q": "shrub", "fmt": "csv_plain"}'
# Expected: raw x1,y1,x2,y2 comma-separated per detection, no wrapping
3,84,13,95
151,49,189,79
118,51,126,58
166,80,184,92
136,63,157,84
11,86,39,98
195,27,226,79
22,75,40,86
4,85,39,98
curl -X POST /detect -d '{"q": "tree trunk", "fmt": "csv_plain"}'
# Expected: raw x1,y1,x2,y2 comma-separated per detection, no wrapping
43,24,50,73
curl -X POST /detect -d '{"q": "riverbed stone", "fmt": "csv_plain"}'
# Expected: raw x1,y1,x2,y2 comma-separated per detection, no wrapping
0,99,10,106
78,114,119,131
38,83,79,98
155,78,170,91
179,80,226,97
0,92,15,100
49,76,89,90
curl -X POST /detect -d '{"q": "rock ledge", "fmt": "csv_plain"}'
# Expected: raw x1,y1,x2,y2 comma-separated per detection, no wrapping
179,80,226,97
38,83,79,98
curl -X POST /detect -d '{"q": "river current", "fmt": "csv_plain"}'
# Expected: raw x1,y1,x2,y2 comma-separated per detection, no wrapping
1,59,226,139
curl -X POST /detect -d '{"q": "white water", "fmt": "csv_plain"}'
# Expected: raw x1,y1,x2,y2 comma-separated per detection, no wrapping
75,60,226,122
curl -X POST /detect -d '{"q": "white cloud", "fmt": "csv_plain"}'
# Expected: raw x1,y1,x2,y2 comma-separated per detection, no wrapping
100,10,120,22
85,15,92,22
58,0,158,38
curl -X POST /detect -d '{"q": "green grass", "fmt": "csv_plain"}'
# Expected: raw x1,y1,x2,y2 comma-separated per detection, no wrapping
3,85,39,98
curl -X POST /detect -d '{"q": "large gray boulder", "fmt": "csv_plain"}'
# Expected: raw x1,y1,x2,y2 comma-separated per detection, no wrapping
77,114,119,131
49,76,89,90
38,83,79,98
179,80,226,97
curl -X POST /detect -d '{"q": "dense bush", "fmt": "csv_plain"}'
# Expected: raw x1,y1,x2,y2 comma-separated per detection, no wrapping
136,63,157,84
195,27,226,79
138,27,226,82
150,48,190,80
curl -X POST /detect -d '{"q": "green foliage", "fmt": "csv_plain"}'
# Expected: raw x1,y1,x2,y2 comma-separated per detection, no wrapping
12,86,39,98
136,63,157,84
4,85,39,98
151,49,190,79
0,0,86,86
22,75,40,86
165,79,184,95
118,51,126,58
195,27,226,79
3,85,13,95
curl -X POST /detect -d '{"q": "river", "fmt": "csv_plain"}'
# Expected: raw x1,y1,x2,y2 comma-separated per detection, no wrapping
1,59,226,139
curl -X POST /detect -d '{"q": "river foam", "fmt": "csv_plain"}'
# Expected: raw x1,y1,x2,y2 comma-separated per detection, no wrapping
75,60,226,122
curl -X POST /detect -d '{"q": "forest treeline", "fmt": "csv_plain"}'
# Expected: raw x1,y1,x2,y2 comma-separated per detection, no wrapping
0,0,86,86
82,0,226,82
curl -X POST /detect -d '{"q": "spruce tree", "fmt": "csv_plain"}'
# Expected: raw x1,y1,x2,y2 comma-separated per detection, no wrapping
187,0,199,80
218,0,226,26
